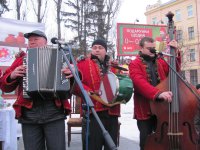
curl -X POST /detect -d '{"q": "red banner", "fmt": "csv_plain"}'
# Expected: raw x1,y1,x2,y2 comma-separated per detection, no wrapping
117,23,167,56
122,28,152,52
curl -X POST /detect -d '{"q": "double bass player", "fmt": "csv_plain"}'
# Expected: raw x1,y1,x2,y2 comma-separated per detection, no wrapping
128,36,181,150
130,11,200,150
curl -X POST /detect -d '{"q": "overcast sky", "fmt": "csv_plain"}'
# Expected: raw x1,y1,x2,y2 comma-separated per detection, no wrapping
3,0,171,25
2,0,171,41
116,0,170,24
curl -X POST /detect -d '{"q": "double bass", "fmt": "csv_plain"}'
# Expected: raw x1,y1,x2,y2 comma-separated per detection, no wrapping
144,12,200,150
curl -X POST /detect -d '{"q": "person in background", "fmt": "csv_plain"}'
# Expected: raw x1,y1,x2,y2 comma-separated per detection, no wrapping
128,37,180,150
196,84,200,93
62,38,120,150
0,30,71,150
120,58,131,76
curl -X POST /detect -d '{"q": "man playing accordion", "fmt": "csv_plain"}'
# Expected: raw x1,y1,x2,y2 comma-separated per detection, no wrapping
0,30,71,150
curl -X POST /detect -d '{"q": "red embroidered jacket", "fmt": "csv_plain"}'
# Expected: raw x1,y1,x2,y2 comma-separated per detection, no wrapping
0,52,71,119
73,58,120,116
129,54,181,120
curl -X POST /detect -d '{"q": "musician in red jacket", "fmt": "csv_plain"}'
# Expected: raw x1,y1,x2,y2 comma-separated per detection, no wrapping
0,30,71,150
128,37,180,150
63,38,120,150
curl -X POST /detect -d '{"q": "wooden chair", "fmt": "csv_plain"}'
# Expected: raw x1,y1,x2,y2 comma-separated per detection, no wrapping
67,95,82,147
67,95,121,147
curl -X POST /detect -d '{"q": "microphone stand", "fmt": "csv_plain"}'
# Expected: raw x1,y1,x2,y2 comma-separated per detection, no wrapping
158,54,200,101
58,43,117,150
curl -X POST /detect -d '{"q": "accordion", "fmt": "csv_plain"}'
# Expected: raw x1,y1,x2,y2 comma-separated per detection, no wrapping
23,46,70,100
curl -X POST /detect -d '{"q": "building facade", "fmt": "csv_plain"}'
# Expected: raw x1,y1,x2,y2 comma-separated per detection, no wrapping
145,0,200,86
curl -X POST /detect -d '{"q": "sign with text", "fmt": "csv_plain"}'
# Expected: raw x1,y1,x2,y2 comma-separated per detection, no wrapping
117,23,167,56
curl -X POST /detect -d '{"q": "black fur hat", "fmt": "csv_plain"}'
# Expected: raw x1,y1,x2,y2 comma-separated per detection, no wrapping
92,39,107,51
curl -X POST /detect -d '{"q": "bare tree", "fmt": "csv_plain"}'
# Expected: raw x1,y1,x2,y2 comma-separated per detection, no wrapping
16,0,23,20
31,0,48,23
53,0,62,39
104,0,120,40
88,0,120,51
62,0,121,54
0,0,9,17
62,0,92,54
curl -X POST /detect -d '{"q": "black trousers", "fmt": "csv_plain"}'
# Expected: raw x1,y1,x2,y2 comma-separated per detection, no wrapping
22,119,66,150
137,116,157,150
82,111,118,150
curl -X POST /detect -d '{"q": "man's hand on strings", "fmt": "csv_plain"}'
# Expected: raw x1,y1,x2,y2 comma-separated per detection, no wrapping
157,91,173,103
168,40,178,49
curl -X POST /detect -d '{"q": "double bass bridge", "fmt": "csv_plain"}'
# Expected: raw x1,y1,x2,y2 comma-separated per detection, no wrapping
167,132,183,136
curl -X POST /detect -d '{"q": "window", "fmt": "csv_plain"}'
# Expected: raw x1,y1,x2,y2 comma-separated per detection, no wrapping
164,17,168,24
175,9,181,21
189,49,195,62
180,71,185,80
176,30,183,42
152,17,157,25
188,27,194,40
187,5,193,17
190,69,197,85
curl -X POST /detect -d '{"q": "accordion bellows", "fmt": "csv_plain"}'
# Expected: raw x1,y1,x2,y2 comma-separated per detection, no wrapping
23,46,70,100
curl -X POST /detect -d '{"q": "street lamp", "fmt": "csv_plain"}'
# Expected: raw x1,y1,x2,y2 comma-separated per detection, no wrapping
134,19,139,24
157,20,164,25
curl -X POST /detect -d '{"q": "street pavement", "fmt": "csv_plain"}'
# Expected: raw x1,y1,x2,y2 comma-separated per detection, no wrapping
17,99,140,150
